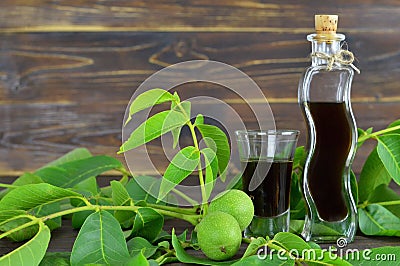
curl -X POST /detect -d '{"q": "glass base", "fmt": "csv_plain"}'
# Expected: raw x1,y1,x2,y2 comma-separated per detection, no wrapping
301,212,357,244
244,209,290,238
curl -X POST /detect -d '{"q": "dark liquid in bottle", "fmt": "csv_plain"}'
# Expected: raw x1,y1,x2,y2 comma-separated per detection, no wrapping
241,160,293,217
307,102,351,221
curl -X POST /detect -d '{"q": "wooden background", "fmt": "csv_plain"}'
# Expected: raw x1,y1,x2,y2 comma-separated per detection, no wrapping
0,1,399,177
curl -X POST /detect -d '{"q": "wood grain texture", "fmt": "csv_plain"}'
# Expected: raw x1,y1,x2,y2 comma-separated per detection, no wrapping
0,1,399,175
0,1,399,33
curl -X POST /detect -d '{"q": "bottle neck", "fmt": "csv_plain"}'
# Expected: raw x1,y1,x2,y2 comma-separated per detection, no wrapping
307,33,345,67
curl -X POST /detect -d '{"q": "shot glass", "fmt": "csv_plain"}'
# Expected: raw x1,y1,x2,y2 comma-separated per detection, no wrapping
235,130,299,238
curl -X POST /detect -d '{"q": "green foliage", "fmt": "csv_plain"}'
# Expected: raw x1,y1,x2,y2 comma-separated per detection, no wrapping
112,181,135,227
71,209,94,229
171,229,234,265
367,184,400,217
39,252,70,266
272,232,313,253
359,204,400,236
74,176,100,195
241,237,267,258
270,233,350,266
354,124,400,238
0,222,50,266
130,208,164,242
124,251,150,266
197,124,230,180
387,119,400,134
125,88,176,126
70,211,130,265
121,88,231,205
358,148,392,201
350,170,358,206
0,183,82,211
290,172,306,219
0,173,43,199
201,148,219,200
345,246,400,265
43,148,92,167
158,146,200,201
377,134,400,185
35,155,123,188
125,176,161,204
357,127,373,148
1,89,400,265
171,100,191,149
127,237,159,258
34,202,62,231
290,147,307,219
119,109,189,153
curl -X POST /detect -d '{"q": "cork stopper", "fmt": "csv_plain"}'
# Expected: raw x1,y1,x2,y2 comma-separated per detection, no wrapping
315,15,338,35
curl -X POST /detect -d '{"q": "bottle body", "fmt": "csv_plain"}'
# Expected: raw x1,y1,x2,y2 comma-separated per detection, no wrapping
298,34,358,243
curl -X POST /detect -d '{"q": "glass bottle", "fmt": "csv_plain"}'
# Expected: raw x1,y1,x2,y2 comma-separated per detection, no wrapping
298,15,358,243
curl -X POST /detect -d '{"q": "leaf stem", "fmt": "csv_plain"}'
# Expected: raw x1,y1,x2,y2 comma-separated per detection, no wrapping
358,125,400,143
171,188,199,206
0,183,19,189
99,174,129,195
0,217,39,240
82,186,199,220
42,205,94,221
359,200,400,208
40,204,201,226
95,196,114,203
0,214,35,228
175,100,208,215
375,200,400,206
242,237,252,244
76,196,92,207
357,201,368,209
117,167,132,178
155,250,176,265
146,203,199,215
139,206,201,225
188,123,208,215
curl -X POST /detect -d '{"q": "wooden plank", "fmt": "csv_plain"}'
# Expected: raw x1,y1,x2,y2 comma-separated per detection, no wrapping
0,32,399,101
0,101,397,175
0,31,399,175
0,1,399,32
